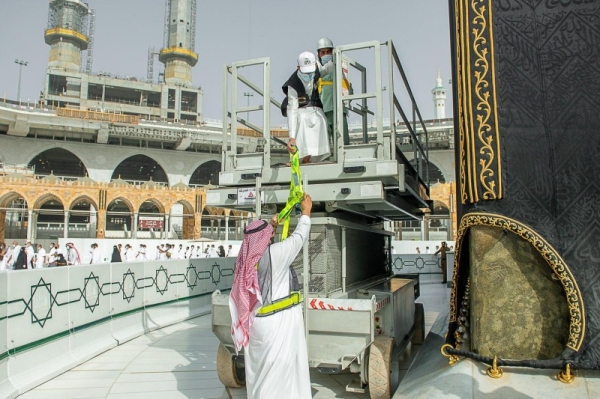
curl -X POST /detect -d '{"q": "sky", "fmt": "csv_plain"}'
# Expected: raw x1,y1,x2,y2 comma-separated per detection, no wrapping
0,0,453,124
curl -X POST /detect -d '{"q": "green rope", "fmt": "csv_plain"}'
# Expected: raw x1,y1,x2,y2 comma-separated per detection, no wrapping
278,149,303,239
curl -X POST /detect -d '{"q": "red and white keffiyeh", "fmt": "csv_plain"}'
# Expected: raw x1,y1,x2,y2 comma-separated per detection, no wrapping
229,219,273,353
66,242,81,264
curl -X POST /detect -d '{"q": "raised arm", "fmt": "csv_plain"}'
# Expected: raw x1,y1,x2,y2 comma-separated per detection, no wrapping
270,193,313,272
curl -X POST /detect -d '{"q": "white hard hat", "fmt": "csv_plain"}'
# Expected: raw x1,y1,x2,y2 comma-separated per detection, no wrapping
317,37,334,51
297,51,316,73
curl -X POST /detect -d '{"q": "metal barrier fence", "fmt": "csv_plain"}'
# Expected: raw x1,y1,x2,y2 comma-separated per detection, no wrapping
0,257,235,398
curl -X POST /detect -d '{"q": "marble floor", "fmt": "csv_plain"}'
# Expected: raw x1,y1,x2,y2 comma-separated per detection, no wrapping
19,283,450,399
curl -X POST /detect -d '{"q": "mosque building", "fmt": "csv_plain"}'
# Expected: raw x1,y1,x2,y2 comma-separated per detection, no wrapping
0,0,455,245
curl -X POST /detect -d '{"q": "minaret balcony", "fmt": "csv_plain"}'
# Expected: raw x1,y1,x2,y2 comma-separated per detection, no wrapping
44,27,89,49
159,47,199,66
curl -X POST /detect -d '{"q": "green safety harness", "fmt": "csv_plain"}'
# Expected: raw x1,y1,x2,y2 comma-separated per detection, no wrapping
277,147,304,240
254,148,304,317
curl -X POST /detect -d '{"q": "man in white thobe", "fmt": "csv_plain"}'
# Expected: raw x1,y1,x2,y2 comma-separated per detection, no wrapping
136,244,147,261
209,245,219,258
7,241,21,269
89,243,103,264
285,51,335,164
25,241,34,269
230,193,313,399
35,244,46,269
47,243,57,267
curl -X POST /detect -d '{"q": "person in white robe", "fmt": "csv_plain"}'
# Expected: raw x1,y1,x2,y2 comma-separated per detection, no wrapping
285,51,335,164
136,244,147,261
159,244,167,260
230,193,313,399
92,244,103,264
209,245,219,258
1,244,12,270
66,243,81,266
35,244,46,269
124,244,135,262
47,243,57,267
25,241,34,269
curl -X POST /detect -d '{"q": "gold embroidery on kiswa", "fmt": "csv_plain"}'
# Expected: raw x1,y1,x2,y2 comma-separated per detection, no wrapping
456,0,503,203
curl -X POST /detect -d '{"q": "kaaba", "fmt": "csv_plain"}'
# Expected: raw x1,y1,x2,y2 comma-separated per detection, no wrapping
445,0,600,372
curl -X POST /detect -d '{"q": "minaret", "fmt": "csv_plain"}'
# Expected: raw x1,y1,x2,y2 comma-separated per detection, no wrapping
44,0,91,72
432,69,447,119
159,0,198,86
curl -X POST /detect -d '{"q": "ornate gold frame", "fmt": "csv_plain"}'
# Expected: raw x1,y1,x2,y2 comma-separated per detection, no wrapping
455,0,503,204
452,212,585,351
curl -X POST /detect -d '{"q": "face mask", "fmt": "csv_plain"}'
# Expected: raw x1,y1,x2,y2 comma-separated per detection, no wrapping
300,72,314,83
321,55,332,64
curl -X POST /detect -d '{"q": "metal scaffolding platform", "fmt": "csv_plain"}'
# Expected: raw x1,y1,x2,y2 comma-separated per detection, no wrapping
207,40,432,221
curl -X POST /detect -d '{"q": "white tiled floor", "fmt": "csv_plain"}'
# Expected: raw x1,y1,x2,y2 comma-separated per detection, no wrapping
19,283,450,399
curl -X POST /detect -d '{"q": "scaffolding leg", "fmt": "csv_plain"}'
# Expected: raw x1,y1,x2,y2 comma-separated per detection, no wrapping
254,176,262,219
303,175,309,346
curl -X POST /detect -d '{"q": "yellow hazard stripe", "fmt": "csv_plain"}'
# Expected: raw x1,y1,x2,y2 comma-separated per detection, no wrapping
256,292,303,316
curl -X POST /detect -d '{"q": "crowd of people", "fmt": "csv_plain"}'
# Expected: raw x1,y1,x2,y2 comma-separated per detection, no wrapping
0,240,236,270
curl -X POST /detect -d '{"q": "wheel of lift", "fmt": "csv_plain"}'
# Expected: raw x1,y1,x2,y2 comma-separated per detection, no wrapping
412,302,426,345
216,343,245,388
368,335,395,399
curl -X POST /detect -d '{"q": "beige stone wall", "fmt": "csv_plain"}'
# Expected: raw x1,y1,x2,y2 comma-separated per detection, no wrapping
430,182,457,240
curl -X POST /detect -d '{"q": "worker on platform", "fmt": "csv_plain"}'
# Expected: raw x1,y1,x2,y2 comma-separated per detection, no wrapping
316,37,352,146
229,193,313,399
284,51,335,164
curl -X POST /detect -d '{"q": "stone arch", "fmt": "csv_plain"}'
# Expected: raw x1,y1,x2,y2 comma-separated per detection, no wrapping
69,195,99,212
106,197,134,235
138,198,166,215
430,200,450,229
0,191,30,209
138,199,166,237
32,194,66,240
69,196,99,237
174,200,194,215
201,207,214,238
0,192,29,241
432,200,450,215
405,154,450,184
419,159,446,184
33,193,65,211
171,199,195,240
27,148,88,178
189,160,221,186
111,154,169,185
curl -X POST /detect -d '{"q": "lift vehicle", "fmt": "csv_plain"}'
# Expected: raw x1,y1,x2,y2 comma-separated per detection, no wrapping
210,40,431,399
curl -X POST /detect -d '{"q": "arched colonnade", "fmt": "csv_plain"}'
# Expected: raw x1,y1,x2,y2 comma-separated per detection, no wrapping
0,174,252,243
